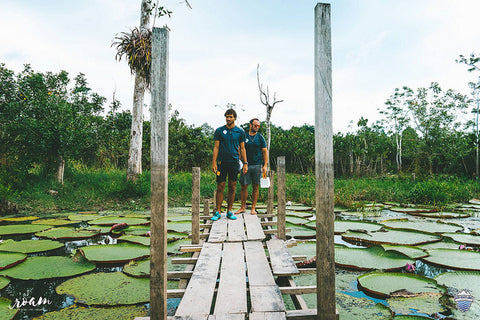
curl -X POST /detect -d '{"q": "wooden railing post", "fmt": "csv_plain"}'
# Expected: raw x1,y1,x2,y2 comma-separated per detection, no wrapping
203,199,210,216
315,3,336,319
150,27,169,320
192,167,200,244
277,157,286,240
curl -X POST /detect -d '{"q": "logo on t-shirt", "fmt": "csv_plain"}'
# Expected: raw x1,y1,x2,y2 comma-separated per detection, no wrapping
246,139,249,143
223,130,227,135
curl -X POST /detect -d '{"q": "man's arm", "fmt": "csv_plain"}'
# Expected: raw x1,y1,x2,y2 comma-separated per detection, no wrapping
240,141,248,174
212,140,220,173
261,147,268,177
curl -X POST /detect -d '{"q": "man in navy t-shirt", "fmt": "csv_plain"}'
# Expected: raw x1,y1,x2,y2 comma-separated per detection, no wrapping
211,109,248,221
235,118,268,214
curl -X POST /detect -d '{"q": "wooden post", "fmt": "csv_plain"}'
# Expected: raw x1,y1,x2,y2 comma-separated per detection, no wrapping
203,199,210,216
192,167,200,244
315,4,336,319
277,157,286,240
267,170,275,215
150,27,169,320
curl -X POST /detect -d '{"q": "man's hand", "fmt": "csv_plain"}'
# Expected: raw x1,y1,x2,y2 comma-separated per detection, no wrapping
212,163,217,174
242,164,248,174
262,165,267,178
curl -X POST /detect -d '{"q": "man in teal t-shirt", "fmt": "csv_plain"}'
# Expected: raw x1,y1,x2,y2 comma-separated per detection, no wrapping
211,109,248,220
235,118,268,215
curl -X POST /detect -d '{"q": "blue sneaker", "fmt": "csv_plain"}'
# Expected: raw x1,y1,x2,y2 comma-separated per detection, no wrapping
227,211,237,220
211,211,221,221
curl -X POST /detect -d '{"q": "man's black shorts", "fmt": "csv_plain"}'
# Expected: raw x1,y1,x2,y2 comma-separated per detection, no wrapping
216,161,239,183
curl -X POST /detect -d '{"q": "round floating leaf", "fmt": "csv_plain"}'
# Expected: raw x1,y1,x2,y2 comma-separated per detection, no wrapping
0,251,26,270
0,276,9,290
442,233,480,246
56,272,149,305
0,224,52,236
390,207,437,213
285,205,314,212
0,216,39,222
407,211,469,219
422,249,480,271
285,215,309,225
335,245,413,271
287,240,316,259
36,227,100,240
332,220,383,234
32,218,79,226
167,216,191,222
67,214,99,221
381,219,463,234
418,238,461,250
342,229,441,246
357,272,445,298
387,292,447,317
84,225,112,234
34,305,148,320
79,242,150,264
336,291,392,320
0,297,18,319
123,259,149,278
381,245,429,259
0,239,63,253
435,271,480,298
167,238,193,254
111,225,150,236
117,235,150,246
167,231,189,242
0,255,95,280
88,216,149,226
167,221,191,233
286,223,316,239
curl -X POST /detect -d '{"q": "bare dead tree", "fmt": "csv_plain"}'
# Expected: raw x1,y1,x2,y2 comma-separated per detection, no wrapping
257,64,283,169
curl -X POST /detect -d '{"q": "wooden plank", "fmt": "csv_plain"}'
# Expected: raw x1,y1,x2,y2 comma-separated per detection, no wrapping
249,312,286,320
171,257,197,264
208,314,245,320
279,286,316,295
267,170,275,215
179,244,203,252
244,241,275,286
208,216,227,243
277,156,286,240
171,315,209,320
249,285,286,312
214,242,247,315
167,289,185,298
285,309,317,320
264,228,291,235
175,242,222,316
167,271,193,279
244,213,265,241
260,221,277,226
285,276,308,310
266,239,299,276
227,213,247,242
257,213,276,219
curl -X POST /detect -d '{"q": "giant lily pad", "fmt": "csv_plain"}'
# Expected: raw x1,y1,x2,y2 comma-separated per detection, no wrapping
0,239,63,254
111,225,150,236
435,271,480,297
36,227,99,240
342,229,441,246
287,240,316,259
117,235,150,246
32,218,79,226
56,272,149,305
442,232,480,246
88,216,149,226
167,221,191,233
335,245,413,271
422,249,480,271
0,251,26,270
123,259,150,278
390,207,437,213
357,272,446,298
67,214,99,221
285,215,309,225
0,224,52,236
79,242,150,264
0,297,18,319
331,220,383,234
387,293,447,318
0,256,95,280
406,211,469,219
336,291,392,319
418,238,461,250
286,222,316,239
0,216,39,222
381,219,463,234
0,276,9,290
34,305,148,320
381,245,428,259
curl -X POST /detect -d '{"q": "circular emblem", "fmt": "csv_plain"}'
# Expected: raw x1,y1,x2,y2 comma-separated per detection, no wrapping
246,139,249,143
223,130,227,135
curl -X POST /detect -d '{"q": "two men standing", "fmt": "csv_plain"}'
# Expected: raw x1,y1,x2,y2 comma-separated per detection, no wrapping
212,109,268,220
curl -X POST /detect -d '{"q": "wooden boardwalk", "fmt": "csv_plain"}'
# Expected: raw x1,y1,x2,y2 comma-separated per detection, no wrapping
137,212,320,320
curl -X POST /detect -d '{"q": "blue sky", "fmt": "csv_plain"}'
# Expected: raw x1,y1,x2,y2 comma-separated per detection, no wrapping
1,0,479,132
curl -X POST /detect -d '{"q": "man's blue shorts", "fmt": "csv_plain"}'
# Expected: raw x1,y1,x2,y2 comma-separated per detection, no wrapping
216,161,239,183
239,164,262,185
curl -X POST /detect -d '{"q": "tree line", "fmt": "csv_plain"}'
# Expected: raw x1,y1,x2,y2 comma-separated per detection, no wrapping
1,63,480,195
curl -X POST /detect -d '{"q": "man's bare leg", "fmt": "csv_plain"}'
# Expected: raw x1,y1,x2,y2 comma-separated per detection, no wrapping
216,182,226,212
226,180,237,212
251,183,259,214
235,184,248,213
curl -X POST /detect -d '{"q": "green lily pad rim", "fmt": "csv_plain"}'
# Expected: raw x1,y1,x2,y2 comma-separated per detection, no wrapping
341,229,443,246
421,248,480,271
357,271,446,299
335,245,414,271
0,252,27,270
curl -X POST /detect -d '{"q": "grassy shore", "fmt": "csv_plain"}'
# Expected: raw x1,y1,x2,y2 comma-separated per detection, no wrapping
4,166,480,214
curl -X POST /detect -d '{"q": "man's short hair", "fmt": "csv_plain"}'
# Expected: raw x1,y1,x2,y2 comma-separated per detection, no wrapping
224,108,237,119
250,118,260,125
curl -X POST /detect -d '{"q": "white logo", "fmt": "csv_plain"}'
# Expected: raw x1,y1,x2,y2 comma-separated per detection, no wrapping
223,130,227,135
246,139,249,143
9,296,52,309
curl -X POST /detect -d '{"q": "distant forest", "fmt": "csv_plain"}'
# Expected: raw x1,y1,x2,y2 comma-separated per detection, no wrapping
1,63,480,192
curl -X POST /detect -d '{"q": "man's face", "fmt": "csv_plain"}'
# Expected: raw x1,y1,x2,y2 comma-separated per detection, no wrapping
250,120,260,133
225,113,235,126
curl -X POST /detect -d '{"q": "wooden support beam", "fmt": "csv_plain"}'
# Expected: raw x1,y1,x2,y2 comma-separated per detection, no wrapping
264,228,291,235
267,170,275,215
277,157,286,240
257,213,277,219
167,271,193,279
279,285,317,295
171,257,198,264
179,244,203,253
315,3,336,319
260,221,277,226
149,26,169,320
192,167,201,244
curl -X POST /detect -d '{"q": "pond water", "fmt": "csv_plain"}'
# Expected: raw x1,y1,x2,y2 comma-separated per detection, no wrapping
0,204,479,319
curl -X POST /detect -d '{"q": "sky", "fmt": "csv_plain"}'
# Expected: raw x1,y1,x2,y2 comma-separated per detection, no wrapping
1,0,480,133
